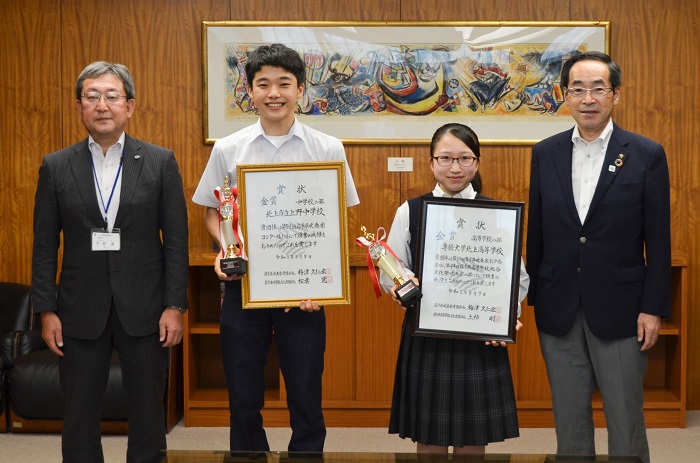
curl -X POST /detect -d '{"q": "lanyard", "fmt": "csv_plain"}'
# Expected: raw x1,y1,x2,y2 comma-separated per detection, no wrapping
91,149,124,227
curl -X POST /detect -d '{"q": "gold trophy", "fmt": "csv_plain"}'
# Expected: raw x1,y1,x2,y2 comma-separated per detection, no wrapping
360,226,421,307
218,176,247,276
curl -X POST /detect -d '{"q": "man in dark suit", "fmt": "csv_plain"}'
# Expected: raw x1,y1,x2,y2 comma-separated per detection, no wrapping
526,52,670,463
31,61,189,463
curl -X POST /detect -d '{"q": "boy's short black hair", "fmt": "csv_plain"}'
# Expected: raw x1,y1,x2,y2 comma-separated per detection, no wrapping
245,43,306,88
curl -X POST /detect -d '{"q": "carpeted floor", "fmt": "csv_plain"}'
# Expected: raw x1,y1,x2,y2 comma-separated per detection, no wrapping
1,412,698,462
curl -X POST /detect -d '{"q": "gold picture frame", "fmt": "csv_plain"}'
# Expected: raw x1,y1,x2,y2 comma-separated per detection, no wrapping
203,20,610,145
237,161,350,309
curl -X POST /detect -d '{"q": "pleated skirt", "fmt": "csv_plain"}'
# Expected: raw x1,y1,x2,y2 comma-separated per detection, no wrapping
388,308,519,447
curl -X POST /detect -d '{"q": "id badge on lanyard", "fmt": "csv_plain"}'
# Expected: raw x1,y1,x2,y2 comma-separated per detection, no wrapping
92,228,121,251
90,146,124,252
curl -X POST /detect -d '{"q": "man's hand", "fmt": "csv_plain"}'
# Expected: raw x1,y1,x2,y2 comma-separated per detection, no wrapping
637,312,661,351
41,311,64,357
485,319,523,347
160,308,184,347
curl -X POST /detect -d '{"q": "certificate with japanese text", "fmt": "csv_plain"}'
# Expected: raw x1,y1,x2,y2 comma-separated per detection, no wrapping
237,162,350,308
413,197,524,343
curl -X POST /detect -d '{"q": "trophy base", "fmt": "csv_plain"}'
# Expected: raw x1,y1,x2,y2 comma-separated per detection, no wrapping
394,280,421,308
221,257,247,276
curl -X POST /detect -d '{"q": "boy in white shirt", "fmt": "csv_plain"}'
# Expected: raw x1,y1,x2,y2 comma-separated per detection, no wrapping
193,43,359,452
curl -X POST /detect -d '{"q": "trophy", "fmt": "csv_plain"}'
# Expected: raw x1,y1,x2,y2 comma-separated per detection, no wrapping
357,226,421,308
217,176,247,276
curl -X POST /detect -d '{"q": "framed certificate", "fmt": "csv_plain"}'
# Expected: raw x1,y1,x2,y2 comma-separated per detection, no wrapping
237,161,350,308
413,197,524,343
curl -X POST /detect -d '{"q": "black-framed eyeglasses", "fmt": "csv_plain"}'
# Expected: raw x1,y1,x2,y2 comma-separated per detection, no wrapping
81,91,127,105
565,87,614,99
431,155,478,168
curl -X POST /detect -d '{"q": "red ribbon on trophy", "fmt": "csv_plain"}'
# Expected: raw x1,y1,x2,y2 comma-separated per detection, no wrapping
214,178,244,258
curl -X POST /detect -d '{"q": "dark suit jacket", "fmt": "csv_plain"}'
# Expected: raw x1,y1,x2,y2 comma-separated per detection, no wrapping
31,135,189,339
526,123,671,339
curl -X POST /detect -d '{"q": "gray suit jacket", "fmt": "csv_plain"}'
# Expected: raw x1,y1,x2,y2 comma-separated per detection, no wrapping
31,135,189,339
526,123,671,339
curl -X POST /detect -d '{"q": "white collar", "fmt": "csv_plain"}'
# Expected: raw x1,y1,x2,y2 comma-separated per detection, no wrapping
571,119,614,148
88,132,125,153
432,183,477,199
250,118,303,143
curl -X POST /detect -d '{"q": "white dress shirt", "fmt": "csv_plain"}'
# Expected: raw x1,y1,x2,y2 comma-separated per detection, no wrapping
89,132,125,231
193,118,359,208
571,119,614,223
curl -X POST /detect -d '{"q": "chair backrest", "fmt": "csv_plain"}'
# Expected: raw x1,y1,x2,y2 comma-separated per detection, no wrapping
0,283,32,333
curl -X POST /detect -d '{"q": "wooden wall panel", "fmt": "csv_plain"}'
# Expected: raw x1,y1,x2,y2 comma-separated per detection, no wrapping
58,0,229,253
511,304,551,402
401,146,436,202
0,0,61,284
571,1,693,252
572,0,700,412
478,147,532,204
353,269,404,403
400,0,569,21
1,0,699,411
399,0,700,410
230,0,401,21
324,297,356,401
345,146,402,263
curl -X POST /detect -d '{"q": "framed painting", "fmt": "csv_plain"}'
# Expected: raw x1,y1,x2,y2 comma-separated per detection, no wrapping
203,21,609,145
236,161,350,309
413,197,524,343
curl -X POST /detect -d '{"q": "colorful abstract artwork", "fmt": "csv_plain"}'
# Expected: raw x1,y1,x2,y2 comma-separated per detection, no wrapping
226,43,572,118
204,22,609,143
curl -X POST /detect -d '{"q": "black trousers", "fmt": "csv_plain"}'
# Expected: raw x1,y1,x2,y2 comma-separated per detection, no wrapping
59,305,168,463
220,282,326,452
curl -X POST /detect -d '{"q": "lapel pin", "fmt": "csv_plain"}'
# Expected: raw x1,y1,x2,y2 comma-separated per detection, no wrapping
608,165,616,172
614,153,624,167
134,155,141,160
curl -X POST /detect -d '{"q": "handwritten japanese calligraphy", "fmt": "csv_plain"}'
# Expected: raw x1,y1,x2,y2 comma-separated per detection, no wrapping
238,162,349,308
414,198,523,341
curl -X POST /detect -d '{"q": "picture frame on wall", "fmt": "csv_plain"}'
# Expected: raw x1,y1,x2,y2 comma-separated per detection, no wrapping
202,20,610,145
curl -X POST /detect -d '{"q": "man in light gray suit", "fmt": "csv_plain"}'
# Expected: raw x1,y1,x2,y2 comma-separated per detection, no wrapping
31,62,189,463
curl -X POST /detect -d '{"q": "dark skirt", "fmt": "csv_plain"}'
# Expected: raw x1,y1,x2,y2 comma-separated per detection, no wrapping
389,308,519,447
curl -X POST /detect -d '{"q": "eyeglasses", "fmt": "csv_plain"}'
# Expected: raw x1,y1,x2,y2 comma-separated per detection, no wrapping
81,91,127,105
565,87,614,99
432,155,478,168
